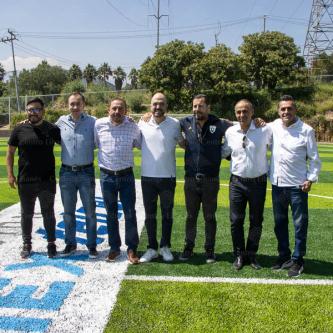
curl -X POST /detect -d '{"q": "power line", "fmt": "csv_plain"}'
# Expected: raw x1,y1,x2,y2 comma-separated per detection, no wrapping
104,0,145,27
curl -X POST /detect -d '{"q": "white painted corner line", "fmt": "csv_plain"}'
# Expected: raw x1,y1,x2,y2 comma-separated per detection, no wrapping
124,275,333,286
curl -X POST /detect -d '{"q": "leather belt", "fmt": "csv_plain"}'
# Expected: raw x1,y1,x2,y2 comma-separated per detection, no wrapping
100,167,133,176
231,174,267,183
62,163,93,172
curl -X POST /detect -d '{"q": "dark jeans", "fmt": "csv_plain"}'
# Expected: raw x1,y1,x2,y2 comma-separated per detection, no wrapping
141,177,176,250
18,180,56,245
272,185,309,264
59,166,97,249
184,176,219,251
229,174,267,257
100,170,139,252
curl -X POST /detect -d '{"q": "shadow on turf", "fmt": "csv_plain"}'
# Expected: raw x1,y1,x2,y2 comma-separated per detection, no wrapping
147,251,333,277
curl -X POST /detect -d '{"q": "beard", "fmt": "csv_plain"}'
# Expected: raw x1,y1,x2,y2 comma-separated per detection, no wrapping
28,114,42,124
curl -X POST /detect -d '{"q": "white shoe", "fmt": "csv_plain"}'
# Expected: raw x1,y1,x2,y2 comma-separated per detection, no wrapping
139,248,158,263
160,246,174,262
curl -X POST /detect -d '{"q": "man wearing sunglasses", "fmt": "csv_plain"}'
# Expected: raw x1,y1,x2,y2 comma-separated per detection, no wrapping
6,98,61,259
223,99,272,270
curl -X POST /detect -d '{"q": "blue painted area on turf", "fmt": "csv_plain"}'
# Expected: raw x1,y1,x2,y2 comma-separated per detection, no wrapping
36,197,123,245
0,316,51,332
4,254,84,276
0,281,74,310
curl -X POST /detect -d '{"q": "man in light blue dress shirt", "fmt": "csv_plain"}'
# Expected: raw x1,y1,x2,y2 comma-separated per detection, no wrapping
56,92,97,258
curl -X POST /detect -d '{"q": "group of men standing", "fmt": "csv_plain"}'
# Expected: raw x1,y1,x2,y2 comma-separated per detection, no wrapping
6,91,321,277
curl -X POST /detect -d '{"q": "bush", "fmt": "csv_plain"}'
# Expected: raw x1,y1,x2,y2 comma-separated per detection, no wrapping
89,103,108,119
60,80,86,104
271,85,315,101
126,92,146,113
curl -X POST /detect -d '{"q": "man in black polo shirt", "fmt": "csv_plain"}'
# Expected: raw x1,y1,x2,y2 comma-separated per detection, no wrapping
6,98,61,259
179,94,232,263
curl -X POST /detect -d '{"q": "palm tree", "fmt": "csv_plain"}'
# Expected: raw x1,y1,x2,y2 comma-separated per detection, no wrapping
128,68,139,89
68,64,82,81
98,62,112,86
113,66,126,91
83,64,97,84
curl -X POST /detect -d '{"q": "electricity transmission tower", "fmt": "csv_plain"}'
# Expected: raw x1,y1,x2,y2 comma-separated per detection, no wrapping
303,0,333,69
149,0,168,49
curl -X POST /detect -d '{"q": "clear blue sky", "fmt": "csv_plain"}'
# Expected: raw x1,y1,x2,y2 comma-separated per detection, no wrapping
0,0,312,75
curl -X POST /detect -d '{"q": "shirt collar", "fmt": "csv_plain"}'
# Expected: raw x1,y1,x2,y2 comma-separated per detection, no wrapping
236,120,255,133
68,112,86,122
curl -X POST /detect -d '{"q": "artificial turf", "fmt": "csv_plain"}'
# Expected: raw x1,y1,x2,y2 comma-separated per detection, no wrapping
106,281,333,333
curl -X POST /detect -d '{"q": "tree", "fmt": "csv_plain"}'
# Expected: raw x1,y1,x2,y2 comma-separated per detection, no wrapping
239,31,300,90
139,40,205,111
83,64,97,84
98,63,112,86
128,68,139,89
0,63,6,97
0,63,5,82
113,66,126,91
68,64,82,81
185,44,247,96
15,60,68,95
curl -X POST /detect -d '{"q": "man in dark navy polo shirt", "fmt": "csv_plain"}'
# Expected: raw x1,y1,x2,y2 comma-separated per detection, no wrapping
6,98,61,259
179,94,232,263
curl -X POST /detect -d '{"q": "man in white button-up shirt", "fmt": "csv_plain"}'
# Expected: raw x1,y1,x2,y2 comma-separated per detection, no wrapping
138,92,184,263
270,95,321,277
224,99,272,271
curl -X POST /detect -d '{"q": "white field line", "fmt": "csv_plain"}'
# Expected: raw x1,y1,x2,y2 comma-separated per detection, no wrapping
175,180,333,200
124,275,333,286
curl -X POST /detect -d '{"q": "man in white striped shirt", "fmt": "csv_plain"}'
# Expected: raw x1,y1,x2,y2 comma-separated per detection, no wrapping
94,97,141,264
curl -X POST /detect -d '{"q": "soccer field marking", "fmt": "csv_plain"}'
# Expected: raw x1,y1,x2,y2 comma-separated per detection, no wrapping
175,180,333,200
124,275,333,286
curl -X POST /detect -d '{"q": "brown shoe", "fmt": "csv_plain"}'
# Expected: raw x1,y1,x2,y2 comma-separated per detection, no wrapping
106,250,121,262
127,249,139,265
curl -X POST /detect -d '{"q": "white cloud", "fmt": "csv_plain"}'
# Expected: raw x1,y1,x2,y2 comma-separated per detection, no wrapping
0,56,62,73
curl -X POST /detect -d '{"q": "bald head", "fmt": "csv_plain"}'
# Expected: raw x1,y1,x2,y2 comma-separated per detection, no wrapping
151,92,167,123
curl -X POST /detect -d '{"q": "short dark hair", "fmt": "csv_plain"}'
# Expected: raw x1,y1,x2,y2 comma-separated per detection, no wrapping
26,98,44,108
68,91,86,103
193,94,209,105
278,95,296,109
110,97,127,109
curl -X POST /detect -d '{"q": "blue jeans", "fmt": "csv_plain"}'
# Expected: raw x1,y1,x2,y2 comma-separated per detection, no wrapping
272,185,309,264
100,170,138,252
59,166,97,249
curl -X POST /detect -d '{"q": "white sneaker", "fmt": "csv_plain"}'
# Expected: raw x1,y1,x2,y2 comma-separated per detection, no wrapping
160,246,174,262
139,248,158,263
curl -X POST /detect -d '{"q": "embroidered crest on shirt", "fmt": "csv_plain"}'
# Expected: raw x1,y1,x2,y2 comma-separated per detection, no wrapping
209,125,216,133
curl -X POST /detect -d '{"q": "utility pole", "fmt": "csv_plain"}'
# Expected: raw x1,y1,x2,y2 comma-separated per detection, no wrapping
214,22,222,46
149,0,168,49
1,30,21,112
263,15,267,33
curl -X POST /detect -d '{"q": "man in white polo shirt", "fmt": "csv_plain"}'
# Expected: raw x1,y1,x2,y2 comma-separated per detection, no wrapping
270,95,321,277
138,92,184,263
223,99,272,271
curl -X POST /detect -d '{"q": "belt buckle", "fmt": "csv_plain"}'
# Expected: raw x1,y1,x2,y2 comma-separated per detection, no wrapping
195,173,204,181
72,165,78,172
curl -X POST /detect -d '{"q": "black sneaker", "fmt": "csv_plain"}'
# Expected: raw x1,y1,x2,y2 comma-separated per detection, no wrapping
288,261,304,277
179,247,193,261
47,243,57,258
271,257,292,270
20,244,32,259
60,244,77,257
205,249,216,264
89,248,98,259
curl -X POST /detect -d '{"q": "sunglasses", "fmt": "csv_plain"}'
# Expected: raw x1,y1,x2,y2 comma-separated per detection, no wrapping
26,108,43,113
242,135,248,149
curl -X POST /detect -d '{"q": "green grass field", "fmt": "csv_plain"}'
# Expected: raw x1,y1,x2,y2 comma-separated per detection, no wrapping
0,138,332,332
